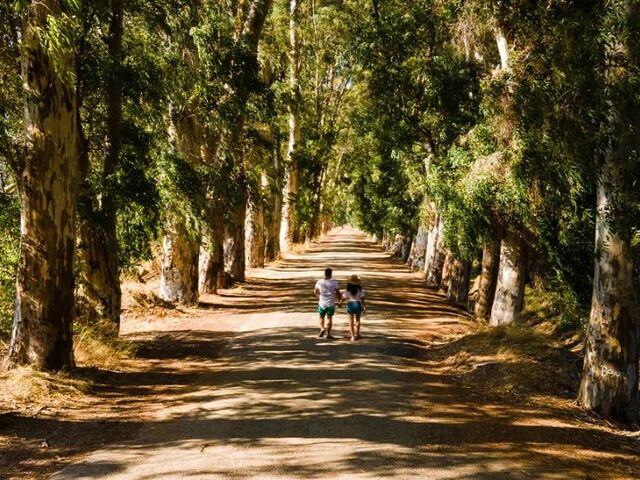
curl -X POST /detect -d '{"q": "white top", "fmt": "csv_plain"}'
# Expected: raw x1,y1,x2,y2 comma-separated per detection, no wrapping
315,278,340,308
342,288,365,303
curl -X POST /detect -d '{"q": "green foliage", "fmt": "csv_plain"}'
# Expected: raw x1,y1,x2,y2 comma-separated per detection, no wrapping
0,190,19,333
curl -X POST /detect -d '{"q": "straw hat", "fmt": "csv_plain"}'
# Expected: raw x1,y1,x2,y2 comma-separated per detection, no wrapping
346,274,362,286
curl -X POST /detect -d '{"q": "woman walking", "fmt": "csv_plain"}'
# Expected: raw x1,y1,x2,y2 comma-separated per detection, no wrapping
340,275,366,342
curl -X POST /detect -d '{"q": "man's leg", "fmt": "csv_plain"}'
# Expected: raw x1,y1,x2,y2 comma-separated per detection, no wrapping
318,310,326,337
325,315,334,339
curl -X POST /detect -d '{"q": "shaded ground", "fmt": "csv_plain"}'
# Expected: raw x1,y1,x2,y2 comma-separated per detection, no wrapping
1,228,639,479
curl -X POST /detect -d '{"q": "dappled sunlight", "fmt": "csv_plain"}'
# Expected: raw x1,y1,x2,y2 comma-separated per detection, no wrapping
48,230,639,480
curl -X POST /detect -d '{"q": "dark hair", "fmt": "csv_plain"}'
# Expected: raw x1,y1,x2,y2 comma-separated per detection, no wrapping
324,268,332,278
346,283,362,296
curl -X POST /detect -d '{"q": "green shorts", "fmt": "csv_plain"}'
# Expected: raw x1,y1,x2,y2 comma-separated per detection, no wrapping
317,306,336,317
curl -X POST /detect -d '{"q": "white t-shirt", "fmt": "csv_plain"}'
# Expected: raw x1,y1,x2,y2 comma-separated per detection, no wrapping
342,288,365,303
315,279,339,308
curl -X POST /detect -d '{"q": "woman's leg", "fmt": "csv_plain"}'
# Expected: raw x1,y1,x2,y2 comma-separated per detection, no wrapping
355,313,361,339
348,313,356,341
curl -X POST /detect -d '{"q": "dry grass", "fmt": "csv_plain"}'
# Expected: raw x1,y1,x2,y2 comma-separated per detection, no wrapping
0,322,135,414
73,322,136,369
430,323,581,400
0,366,91,412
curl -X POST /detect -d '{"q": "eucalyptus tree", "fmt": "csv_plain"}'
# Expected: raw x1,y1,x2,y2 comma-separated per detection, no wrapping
278,0,301,252
579,0,640,424
157,1,213,305
76,0,124,327
9,0,81,369
222,0,274,282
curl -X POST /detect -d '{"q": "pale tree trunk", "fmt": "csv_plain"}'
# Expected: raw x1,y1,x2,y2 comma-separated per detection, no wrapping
159,115,200,304
246,175,266,268
224,0,273,278
495,26,510,71
578,165,639,422
78,0,123,328
409,225,428,271
279,0,301,254
578,3,640,422
400,236,412,264
447,258,471,306
226,185,247,282
265,136,282,262
199,208,225,294
425,216,445,286
160,222,199,304
440,252,453,291
489,232,526,326
475,235,501,319
9,0,80,370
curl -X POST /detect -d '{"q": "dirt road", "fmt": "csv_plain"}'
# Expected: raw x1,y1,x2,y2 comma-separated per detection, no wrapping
51,229,637,479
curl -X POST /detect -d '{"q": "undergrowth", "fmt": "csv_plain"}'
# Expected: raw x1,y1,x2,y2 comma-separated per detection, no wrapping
0,322,135,412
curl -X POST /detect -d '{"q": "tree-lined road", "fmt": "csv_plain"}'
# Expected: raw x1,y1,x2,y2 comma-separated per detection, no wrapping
52,230,635,480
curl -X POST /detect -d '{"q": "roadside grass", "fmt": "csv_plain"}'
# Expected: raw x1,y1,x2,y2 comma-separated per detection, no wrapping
429,285,586,401
0,321,135,413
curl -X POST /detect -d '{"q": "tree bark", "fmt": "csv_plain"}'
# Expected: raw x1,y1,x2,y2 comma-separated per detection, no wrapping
578,164,639,423
578,2,640,421
159,112,200,304
160,221,200,304
226,184,247,282
489,232,526,326
279,0,301,253
246,176,266,268
77,0,123,328
447,258,471,306
425,216,445,286
9,0,80,370
223,0,273,278
199,207,225,294
440,252,453,292
265,135,282,262
475,235,501,319
409,225,428,271
400,236,412,264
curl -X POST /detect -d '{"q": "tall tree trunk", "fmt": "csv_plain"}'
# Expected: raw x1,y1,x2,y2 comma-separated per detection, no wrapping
400,236,412,264
159,114,200,304
246,177,266,268
578,3,640,422
227,181,247,281
160,222,200,304
579,164,639,422
440,251,453,291
223,0,273,278
447,258,471,306
490,232,526,326
279,0,301,253
199,207,225,294
475,235,501,319
409,225,428,271
9,0,80,370
78,0,123,328
265,135,282,262
425,216,445,286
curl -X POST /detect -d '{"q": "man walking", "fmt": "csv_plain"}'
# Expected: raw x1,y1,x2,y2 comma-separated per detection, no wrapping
313,268,340,339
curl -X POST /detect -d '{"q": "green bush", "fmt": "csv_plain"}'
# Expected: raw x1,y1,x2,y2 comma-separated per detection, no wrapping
0,191,19,334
